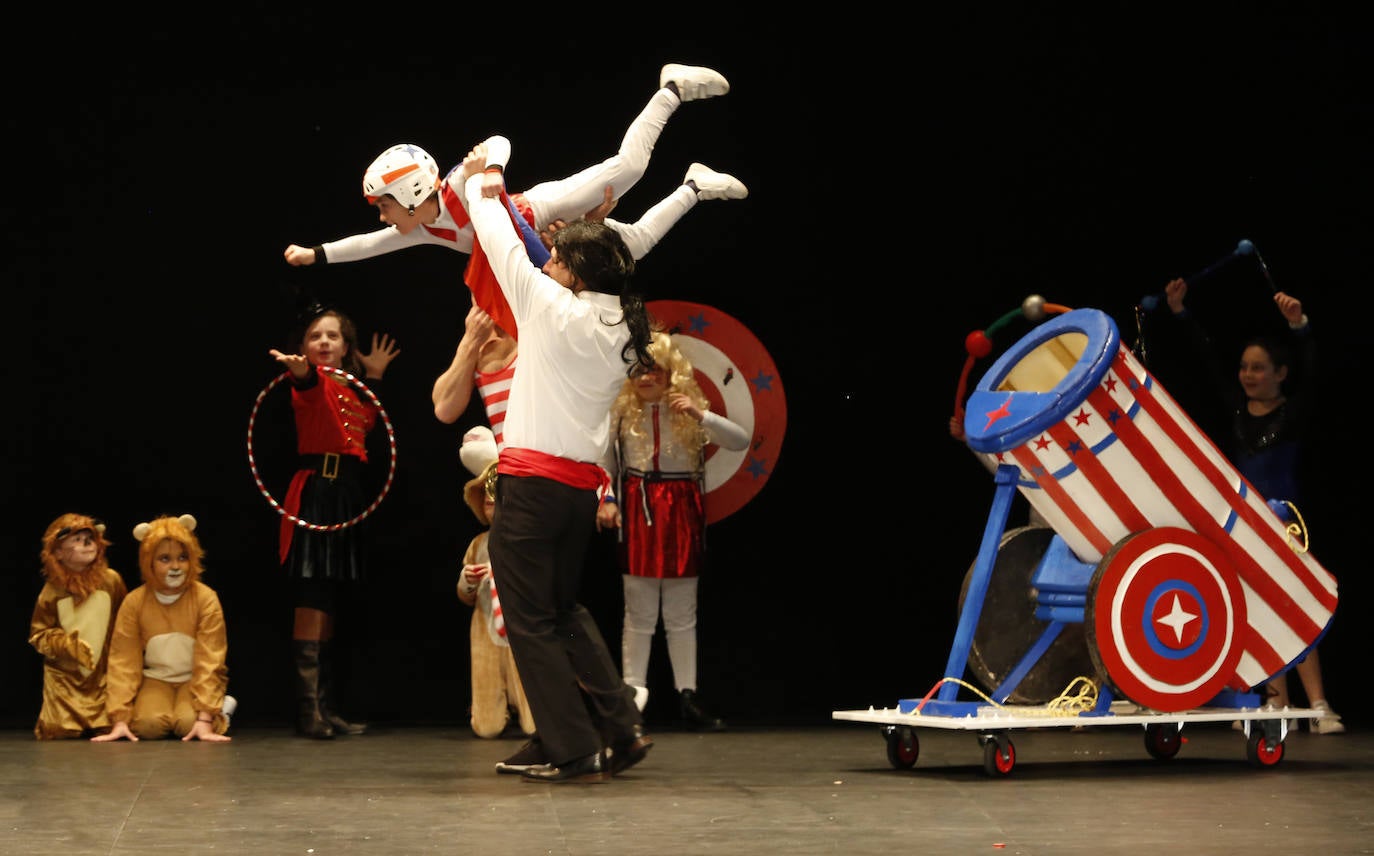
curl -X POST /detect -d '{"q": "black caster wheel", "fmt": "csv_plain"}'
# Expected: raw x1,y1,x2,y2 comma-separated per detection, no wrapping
884,726,919,769
1144,722,1182,760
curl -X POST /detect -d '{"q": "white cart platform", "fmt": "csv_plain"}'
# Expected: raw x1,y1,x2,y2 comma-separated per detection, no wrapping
832,700,1326,776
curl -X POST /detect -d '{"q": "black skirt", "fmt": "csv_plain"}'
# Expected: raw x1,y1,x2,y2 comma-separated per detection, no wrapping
282,467,369,583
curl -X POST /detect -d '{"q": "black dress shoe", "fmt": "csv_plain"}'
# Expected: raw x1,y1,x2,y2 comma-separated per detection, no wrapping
680,689,726,732
607,726,654,775
495,737,548,775
520,751,609,783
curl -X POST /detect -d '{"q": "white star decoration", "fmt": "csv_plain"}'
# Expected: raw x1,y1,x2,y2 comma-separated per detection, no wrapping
1156,594,1198,644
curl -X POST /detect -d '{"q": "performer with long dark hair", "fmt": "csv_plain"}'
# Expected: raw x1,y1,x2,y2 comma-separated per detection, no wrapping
458,140,655,784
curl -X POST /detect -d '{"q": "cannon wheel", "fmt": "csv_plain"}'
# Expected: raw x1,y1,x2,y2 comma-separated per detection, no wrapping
958,526,1101,704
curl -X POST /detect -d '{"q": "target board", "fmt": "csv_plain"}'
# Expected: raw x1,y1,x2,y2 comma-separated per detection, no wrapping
646,300,785,523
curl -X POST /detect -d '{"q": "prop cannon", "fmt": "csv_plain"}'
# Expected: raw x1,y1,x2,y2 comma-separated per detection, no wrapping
835,302,1338,776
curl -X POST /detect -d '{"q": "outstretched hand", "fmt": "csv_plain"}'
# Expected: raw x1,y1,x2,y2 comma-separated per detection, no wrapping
269,349,312,380
359,333,401,378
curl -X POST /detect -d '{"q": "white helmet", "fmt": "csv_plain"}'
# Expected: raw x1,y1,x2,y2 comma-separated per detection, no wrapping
362,143,440,211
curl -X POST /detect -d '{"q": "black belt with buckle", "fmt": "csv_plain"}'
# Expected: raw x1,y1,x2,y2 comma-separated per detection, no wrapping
624,468,696,482
301,453,360,480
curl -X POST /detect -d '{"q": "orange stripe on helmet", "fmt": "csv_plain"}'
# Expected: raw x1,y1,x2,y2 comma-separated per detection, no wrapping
381,163,420,185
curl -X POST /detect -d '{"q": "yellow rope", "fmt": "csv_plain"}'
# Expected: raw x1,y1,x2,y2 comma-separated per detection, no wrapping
1281,501,1310,554
916,676,1100,718
1045,676,1099,715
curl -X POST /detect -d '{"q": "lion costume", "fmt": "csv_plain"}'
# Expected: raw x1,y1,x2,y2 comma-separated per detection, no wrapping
103,514,232,739
29,513,128,739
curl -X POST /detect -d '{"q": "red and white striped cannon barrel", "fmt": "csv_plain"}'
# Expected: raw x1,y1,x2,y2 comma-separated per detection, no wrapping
962,308,1337,712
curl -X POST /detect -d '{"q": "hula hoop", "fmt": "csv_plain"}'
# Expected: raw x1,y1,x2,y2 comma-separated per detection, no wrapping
247,367,397,532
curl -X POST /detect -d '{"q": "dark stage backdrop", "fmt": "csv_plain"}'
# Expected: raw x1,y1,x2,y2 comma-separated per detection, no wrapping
6,13,1372,731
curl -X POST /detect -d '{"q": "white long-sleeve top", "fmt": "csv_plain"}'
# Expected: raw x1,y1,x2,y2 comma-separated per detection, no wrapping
607,405,750,477
318,137,512,263
462,171,629,464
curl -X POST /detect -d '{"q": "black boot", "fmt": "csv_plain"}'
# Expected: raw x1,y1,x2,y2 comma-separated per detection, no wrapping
319,640,368,736
293,640,334,739
680,689,726,732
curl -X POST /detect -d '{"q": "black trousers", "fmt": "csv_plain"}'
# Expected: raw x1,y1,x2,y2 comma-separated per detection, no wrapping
488,474,641,765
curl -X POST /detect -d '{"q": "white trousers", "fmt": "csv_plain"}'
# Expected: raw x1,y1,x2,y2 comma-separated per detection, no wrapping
522,89,691,259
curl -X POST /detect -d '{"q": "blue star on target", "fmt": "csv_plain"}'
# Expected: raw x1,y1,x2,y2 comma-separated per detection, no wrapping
749,369,775,392
746,456,770,479
686,313,710,335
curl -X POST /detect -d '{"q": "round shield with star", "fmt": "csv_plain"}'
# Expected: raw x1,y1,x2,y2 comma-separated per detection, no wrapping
1086,527,1247,712
646,300,785,523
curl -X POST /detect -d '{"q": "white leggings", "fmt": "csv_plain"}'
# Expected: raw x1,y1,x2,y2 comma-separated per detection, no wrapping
621,575,698,691
603,185,697,260
520,88,690,260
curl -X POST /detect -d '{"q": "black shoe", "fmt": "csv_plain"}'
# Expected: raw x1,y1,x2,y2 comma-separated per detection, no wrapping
520,751,609,783
607,725,654,775
296,719,334,739
296,705,334,740
680,689,726,732
325,711,368,736
495,737,548,775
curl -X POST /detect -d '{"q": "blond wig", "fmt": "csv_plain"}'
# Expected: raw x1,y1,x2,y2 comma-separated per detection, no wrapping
611,331,709,461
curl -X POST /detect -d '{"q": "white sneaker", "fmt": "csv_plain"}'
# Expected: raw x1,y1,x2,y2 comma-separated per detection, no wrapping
685,163,748,200
1311,700,1346,734
660,63,729,101
632,685,649,713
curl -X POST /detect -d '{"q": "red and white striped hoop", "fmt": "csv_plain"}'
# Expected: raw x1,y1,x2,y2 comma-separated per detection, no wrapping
246,367,397,532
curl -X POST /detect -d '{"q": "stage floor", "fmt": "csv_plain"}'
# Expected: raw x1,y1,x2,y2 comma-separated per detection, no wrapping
3,721,1370,854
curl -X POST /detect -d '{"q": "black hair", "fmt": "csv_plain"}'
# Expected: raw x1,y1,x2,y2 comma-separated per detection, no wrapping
1242,333,1291,392
1240,335,1293,377
551,220,654,373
